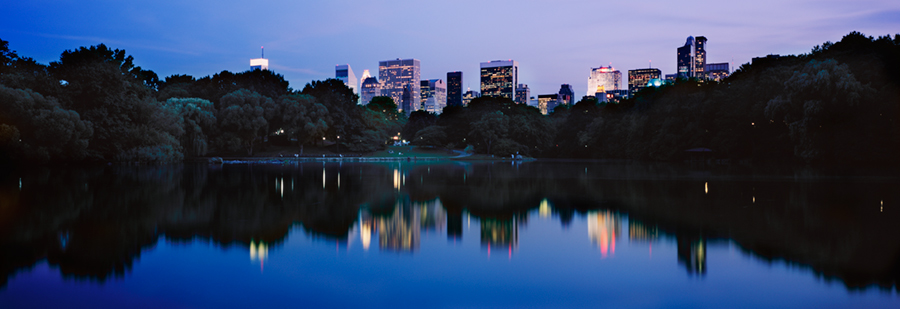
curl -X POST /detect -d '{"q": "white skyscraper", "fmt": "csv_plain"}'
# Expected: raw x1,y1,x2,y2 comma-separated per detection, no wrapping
336,64,358,94
250,47,268,71
586,66,621,96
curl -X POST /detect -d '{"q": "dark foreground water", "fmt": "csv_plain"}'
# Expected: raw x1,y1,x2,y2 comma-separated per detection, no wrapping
1,161,898,308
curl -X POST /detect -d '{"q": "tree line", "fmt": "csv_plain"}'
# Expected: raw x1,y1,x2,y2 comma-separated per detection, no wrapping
0,41,404,162
1,31,899,165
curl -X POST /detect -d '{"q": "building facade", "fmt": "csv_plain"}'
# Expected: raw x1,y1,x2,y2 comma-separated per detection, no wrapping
677,36,694,79
480,60,518,99
628,68,662,96
379,58,421,114
706,62,729,82
515,84,530,105
587,66,621,96
537,94,558,115
335,64,358,94
421,79,447,114
359,76,382,105
447,71,463,107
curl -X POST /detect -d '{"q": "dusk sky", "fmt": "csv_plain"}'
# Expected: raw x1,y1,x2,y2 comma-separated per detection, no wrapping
3,0,899,96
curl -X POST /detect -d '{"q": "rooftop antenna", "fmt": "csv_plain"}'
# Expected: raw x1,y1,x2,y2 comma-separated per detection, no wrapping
261,46,264,58
649,60,652,68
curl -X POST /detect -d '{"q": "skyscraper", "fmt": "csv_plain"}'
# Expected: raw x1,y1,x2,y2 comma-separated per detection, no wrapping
515,84,530,105
359,76,382,105
480,60,518,99
677,37,694,79
628,68,662,96
587,66,621,97
557,84,574,106
677,36,709,79
335,64,358,94
250,46,268,71
379,58,421,114
694,36,707,79
447,71,463,107
421,79,446,114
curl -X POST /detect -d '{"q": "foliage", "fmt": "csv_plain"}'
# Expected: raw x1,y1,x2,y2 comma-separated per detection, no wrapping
216,89,274,155
163,98,217,157
278,93,329,150
0,85,93,162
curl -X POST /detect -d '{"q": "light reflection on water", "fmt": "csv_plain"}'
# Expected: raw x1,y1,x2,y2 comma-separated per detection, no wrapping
0,161,898,308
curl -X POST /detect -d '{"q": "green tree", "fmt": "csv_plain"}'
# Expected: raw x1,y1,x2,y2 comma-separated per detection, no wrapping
217,89,274,155
469,111,509,155
278,93,329,152
0,85,93,161
163,98,217,157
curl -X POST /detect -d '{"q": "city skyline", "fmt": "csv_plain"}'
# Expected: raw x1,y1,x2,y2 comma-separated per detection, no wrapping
2,1,899,95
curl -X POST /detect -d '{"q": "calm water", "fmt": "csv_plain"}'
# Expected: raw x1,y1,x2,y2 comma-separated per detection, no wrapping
1,161,898,308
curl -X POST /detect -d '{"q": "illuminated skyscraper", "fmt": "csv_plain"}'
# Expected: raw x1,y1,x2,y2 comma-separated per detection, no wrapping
628,68,662,96
587,66,621,97
250,46,268,71
694,36,707,79
379,58,421,114
557,84,574,106
677,36,708,79
359,76,382,105
480,60,518,99
447,71,463,107
515,84,530,105
421,79,446,114
335,64,357,94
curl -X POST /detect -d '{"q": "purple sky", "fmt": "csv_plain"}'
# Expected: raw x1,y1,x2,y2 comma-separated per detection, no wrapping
2,0,899,96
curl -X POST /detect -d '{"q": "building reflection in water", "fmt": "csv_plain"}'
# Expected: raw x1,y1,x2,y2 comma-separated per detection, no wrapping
358,198,447,252
587,210,622,258
539,198,552,218
249,240,268,272
481,216,518,259
677,236,707,275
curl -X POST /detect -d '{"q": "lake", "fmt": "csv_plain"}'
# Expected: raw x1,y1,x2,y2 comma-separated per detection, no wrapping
1,161,898,308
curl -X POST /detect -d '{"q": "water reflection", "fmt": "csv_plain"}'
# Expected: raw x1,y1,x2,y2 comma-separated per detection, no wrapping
0,162,898,292
587,210,621,258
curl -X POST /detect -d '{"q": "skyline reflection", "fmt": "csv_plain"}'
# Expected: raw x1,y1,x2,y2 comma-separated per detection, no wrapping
1,161,898,294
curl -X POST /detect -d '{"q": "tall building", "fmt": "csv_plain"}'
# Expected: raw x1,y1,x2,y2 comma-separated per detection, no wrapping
359,76,382,105
587,66,621,97
677,36,708,79
628,68,662,96
250,47,268,71
379,58,421,114
677,36,694,79
421,79,446,114
515,84,530,105
706,62,729,82
447,71,463,107
480,60,518,99
462,89,480,106
335,64,358,94
557,84,574,106
694,36,707,79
